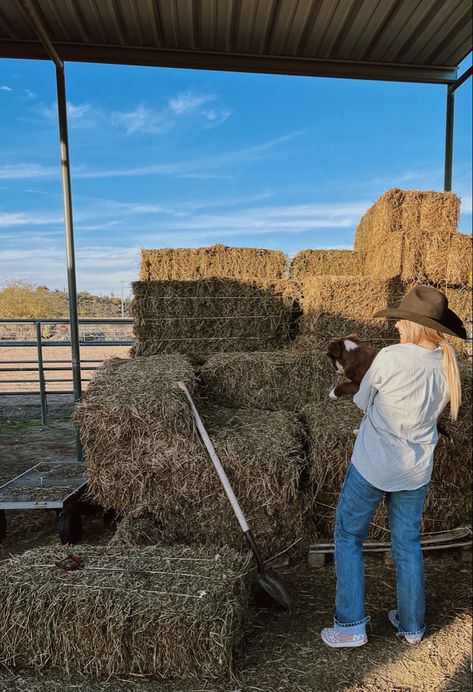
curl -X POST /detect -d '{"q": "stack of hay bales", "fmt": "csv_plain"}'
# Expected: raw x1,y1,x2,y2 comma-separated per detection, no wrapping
297,275,403,348
294,189,471,354
74,355,310,556
140,244,287,281
131,277,301,357
291,249,363,278
199,349,335,410
0,544,250,678
353,188,460,283
303,358,472,540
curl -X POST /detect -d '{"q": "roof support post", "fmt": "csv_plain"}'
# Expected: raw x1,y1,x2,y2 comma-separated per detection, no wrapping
55,66,81,403
18,0,82,459
444,88,455,192
55,65,83,461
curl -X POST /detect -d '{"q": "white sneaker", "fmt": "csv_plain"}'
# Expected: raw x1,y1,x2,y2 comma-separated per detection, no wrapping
321,627,368,648
388,609,422,645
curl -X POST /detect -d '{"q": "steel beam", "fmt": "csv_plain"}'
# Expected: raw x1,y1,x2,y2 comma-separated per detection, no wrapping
0,39,459,85
448,66,473,94
444,89,455,192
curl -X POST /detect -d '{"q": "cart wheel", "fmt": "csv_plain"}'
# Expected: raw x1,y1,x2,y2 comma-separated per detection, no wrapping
58,508,82,544
0,510,6,543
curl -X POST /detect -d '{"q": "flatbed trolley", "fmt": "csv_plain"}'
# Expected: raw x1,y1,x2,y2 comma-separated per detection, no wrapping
0,461,87,544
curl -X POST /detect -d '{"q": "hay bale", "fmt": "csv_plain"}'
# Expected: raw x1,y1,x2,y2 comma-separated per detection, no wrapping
354,188,404,278
297,275,402,348
0,544,250,678
445,286,473,354
200,349,334,411
75,358,309,555
140,244,287,281
446,233,473,287
303,358,472,539
110,513,166,546
130,278,301,356
354,188,460,283
290,250,363,279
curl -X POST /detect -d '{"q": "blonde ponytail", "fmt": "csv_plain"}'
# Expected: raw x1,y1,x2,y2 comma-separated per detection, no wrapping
437,338,461,420
397,320,462,420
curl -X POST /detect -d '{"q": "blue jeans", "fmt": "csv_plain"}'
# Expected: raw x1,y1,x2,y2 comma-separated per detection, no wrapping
334,464,430,638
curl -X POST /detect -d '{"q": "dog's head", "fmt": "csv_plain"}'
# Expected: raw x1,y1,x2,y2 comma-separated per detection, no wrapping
326,335,361,372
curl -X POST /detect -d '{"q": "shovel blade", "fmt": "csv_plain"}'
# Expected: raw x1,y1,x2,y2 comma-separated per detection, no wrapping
257,571,292,610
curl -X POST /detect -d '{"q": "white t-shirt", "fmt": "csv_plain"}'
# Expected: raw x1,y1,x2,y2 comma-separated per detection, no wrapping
351,343,450,491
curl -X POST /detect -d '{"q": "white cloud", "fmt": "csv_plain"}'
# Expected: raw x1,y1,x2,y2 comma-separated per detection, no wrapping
0,244,140,294
41,100,91,120
168,92,213,114
0,211,63,228
0,86,12,92
0,163,59,180
24,89,36,100
111,105,169,135
111,91,230,135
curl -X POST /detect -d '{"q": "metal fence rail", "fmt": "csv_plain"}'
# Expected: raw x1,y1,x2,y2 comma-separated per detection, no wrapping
0,318,133,424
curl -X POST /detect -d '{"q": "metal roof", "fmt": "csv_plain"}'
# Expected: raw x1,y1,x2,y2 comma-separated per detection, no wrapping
0,1,471,83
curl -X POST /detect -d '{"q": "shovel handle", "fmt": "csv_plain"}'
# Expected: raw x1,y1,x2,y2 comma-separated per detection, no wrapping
178,382,250,534
244,529,265,573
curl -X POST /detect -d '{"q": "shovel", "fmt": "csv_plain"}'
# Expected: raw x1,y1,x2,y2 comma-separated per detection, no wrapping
178,382,291,610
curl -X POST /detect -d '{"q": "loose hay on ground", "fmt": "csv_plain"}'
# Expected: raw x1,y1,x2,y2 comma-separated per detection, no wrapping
140,244,287,281
199,349,335,411
74,356,309,556
303,357,472,539
0,544,250,679
290,250,363,279
130,278,301,356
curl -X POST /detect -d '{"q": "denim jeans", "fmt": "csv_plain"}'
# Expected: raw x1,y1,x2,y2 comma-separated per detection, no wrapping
334,464,430,638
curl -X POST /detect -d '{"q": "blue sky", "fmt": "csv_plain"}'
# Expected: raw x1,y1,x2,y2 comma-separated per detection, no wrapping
0,55,471,296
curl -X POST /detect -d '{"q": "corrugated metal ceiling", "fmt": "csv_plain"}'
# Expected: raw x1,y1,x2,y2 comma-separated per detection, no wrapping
0,0,471,83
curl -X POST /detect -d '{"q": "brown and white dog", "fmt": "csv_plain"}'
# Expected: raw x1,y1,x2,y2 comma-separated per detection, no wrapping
326,334,452,443
326,335,377,399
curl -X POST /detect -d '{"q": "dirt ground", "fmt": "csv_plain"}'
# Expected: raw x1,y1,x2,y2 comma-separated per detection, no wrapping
0,412,471,692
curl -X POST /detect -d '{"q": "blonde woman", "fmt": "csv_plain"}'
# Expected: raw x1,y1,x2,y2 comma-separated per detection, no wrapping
321,285,465,649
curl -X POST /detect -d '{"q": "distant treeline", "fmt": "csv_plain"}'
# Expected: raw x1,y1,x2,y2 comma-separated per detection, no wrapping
0,280,131,318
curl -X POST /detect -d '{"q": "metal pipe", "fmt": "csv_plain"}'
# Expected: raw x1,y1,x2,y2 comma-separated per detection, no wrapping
444,89,455,192
17,0,63,68
449,66,473,94
55,65,82,461
35,321,48,425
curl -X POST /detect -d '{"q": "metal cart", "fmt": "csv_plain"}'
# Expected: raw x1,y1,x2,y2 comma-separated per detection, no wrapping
0,461,87,544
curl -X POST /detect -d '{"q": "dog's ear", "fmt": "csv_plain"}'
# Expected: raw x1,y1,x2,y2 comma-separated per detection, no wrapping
327,339,343,358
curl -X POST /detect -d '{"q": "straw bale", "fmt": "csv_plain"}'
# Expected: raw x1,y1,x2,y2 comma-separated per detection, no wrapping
130,278,301,356
290,250,363,279
200,349,335,411
354,188,460,283
446,233,473,287
0,544,250,678
75,359,309,555
297,275,402,348
140,244,287,281
444,286,473,354
303,358,472,540
354,188,404,278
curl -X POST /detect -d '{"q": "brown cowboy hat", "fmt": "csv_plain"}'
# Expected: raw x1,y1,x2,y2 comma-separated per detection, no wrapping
373,285,467,339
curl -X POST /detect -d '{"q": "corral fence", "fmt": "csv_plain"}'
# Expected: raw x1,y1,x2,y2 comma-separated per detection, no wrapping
0,319,133,424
